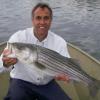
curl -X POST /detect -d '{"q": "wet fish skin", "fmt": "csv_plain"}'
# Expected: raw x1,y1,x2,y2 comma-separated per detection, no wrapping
7,42,100,97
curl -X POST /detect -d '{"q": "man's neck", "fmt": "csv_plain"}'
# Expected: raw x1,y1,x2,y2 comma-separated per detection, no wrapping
33,31,48,42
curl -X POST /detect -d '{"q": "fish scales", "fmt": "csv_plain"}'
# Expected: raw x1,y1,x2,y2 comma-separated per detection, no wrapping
38,52,80,77
38,51,78,76
38,54,74,76
39,47,90,78
39,47,87,73
37,48,92,84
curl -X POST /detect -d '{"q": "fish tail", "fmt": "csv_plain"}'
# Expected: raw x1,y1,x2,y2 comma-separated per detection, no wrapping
89,79,100,97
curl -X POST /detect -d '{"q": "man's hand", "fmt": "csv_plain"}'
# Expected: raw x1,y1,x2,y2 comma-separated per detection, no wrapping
55,74,70,82
2,49,17,68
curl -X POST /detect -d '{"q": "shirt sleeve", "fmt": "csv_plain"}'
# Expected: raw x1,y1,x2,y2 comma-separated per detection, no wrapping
60,42,70,58
50,32,71,58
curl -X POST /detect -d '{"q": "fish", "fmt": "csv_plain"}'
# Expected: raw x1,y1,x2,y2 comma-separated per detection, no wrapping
7,42,100,97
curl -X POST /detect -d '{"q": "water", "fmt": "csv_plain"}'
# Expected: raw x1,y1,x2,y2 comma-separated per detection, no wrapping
0,0,100,60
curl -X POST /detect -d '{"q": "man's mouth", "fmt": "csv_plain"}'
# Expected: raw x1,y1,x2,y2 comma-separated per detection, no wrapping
39,26,45,29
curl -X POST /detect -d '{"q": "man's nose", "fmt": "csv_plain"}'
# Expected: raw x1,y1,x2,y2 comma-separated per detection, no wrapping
40,18,45,24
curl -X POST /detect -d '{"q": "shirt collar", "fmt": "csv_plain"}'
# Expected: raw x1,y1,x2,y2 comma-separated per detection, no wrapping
32,27,49,44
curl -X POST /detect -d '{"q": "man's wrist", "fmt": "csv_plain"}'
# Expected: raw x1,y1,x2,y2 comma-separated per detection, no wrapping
3,62,11,68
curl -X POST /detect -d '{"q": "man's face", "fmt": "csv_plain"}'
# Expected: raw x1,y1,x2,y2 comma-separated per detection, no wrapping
32,7,52,39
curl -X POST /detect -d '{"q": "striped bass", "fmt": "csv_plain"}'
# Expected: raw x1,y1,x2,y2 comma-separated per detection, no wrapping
7,42,100,97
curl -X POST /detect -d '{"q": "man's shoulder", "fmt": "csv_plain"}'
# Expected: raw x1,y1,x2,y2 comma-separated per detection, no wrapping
8,27,33,42
13,27,32,36
49,31,66,43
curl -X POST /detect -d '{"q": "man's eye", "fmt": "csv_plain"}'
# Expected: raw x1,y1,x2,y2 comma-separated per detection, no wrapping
36,16,41,20
44,16,49,20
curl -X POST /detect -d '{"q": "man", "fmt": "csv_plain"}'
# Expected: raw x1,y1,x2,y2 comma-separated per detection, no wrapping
0,3,71,100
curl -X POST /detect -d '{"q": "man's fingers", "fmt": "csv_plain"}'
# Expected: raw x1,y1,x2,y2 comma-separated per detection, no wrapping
2,57,18,67
55,74,70,82
3,49,12,57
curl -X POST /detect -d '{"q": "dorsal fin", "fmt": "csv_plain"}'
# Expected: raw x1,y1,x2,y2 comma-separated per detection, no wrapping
67,58,82,70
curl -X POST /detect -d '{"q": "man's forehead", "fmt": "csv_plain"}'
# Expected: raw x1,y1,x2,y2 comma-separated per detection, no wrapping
34,7,50,15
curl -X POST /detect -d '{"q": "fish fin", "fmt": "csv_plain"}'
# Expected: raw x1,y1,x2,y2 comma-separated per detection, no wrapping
89,79,100,97
68,58,82,70
69,58,80,64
